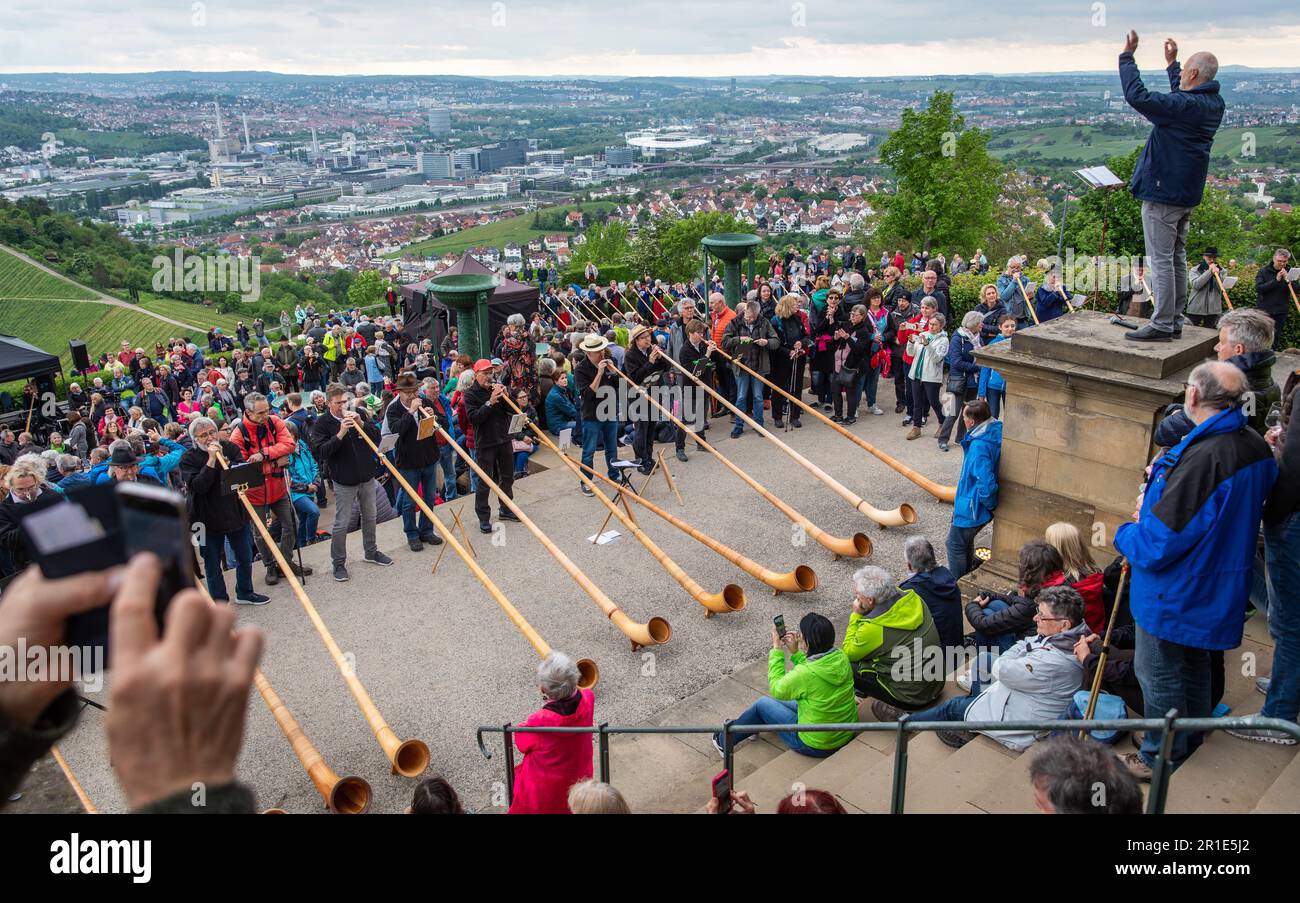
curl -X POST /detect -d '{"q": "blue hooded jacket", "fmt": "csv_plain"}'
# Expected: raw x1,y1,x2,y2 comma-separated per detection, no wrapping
953,418,1001,529
1119,55,1224,209
1114,406,1276,649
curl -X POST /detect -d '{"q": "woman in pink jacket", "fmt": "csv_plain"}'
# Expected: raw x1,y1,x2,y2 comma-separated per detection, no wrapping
508,652,594,814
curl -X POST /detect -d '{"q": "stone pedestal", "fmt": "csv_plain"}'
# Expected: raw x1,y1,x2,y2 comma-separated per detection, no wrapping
966,311,1216,591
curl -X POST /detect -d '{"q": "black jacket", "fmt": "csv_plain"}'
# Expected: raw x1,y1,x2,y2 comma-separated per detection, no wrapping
312,410,380,486
1255,262,1293,316
574,355,618,422
179,439,247,535
1265,374,1300,525
623,344,670,386
384,395,448,469
900,567,964,650
464,381,513,448
882,280,908,311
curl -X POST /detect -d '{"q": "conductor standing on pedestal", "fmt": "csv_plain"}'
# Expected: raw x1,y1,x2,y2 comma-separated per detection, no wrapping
1118,31,1223,342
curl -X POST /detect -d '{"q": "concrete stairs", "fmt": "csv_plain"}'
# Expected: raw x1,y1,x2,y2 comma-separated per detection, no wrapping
608,609,1299,814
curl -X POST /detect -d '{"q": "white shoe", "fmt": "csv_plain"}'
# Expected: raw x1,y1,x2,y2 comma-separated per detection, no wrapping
955,669,972,692
870,406,884,416
1225,712,1298,745
1257,677,1271,695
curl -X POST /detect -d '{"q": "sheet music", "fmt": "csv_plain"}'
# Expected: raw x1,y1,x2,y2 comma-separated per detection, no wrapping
417,413,437,441
586,530,622,545
1075,165,1123,188
1287,267,1300,282
1221,275,1239,289
558,427,573,450
378,433,399,454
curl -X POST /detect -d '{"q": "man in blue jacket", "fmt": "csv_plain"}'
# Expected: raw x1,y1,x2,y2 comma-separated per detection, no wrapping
1115,362,1277,779
947,398,1001,581
1118,31,1224,342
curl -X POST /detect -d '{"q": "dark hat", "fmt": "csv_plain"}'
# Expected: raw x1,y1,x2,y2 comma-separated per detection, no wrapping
1204,246,1218,257
109,441,139,467
394,372,419,391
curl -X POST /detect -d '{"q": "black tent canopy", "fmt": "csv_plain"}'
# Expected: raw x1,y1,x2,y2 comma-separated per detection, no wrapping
0,335,61,384
397,253,538,353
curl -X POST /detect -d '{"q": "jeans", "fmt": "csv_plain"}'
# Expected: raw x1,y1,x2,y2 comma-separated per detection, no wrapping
397,462,440,539
1263,512,1300,722
908,651,995,723
1135,624,1212,768
581,417,621,481
862,366,880,409
986,388,1004,420
714,697,837,758
1140,200,1193,333
733,372,765,432
293,496,319,548
251,494,297,572
438,443,458,500
200,522,254,601
549,419,577,439
946,522,982,580
331,479,379,566
514,445,535,475
911,379,942,425
972,599,1017,655
812,368,833,407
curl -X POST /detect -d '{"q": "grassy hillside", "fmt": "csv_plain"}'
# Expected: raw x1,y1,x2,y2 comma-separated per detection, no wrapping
0,298,203,372
390,201,620,259
0,248,98,300
990,125,1296,165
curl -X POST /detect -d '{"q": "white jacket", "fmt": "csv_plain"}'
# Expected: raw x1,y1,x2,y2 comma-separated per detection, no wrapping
907,331,949,384
964,622,1089,751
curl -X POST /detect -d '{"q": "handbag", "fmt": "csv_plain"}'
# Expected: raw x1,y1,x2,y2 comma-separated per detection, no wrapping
836,366,859,389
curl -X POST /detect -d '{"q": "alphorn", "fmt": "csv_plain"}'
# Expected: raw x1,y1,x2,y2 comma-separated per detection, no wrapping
50,746,97,814
1288,277,1300,316
658,355,917,528
350,422,599,687
431,413,671,649
713,346,956,503
192,580,371,813
501,396,745,616
253,671,372,814
606,364,871,559
1016,277,1042,325
1210,269,1235,311
570,451,817,595
215,452,431,777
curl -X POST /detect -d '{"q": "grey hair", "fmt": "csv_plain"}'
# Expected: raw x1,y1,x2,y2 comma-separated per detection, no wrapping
188,417,217,440
567,780,630,814
903,536,937,573
1187,51,1218,82
962,310,985,332
852,565,902,606
1188,360,1246,412
920,295,938,310
851,304,868,318
57,454,81,474
7,453,50,487
242,391,267,410
1036,585,1085,626
537,651,580,701
538,358,557,376
507,313,526,328
849,271,865,290
930,312,948,329
1218,309,1274,353
1274,247,1292,260
1029,737,1142,814
356,383,370,395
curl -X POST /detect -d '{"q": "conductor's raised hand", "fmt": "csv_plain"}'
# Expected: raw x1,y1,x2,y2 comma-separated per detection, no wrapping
1123,30,1139,54
1164,38,1177,65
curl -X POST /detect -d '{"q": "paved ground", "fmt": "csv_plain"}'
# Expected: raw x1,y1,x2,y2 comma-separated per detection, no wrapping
48,401,972,814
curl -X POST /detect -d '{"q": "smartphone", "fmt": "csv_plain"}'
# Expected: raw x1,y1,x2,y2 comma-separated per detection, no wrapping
712,769,732,815
773,614,786,639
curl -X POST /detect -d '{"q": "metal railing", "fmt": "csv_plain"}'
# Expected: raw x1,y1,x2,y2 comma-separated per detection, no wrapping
476,712,1300,814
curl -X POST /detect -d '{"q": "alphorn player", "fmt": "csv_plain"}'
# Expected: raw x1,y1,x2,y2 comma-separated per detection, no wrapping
384,372,446,552
463,359,519,534
313,382,392,582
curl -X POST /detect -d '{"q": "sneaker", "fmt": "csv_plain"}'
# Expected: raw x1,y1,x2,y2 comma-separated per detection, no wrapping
1224,713,1299,746
900,417,913,426
479,522,493,534
498,509,521,522
363,551,393,567
938,440,950,452
791,418,802,429
895,403,906,413
843,416,857,425
420,533,443,546
675,450,689,462
711,734,726,758
905,426,922,440
821,403,833,413
773,418,784,429
937,729,974,749
955,669,971,692
408,537,424,552
235,592,270,606
264,566,280,586
1120,751,1153,782
580,483,594,497
871,699,906,722
287,562,312,578
1257,677,1271,695
332,563,350,582
870,406,884,416
830,414,844,423
730,429,742,439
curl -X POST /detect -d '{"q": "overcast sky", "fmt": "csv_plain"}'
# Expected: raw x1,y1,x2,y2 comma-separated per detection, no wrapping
1,0,1298,77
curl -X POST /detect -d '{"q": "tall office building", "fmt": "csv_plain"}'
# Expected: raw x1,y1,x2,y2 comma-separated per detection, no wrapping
427,107,452,136
477,138,529,172
415,151,453,179
604,146,635,166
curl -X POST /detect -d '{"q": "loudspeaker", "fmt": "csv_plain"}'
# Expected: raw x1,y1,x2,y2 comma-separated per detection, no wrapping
69,339,91,372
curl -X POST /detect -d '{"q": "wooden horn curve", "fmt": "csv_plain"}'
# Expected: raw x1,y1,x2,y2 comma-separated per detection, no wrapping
351,427,599,688
436,420,671,650
663,355,917,529
217,453,431,777
503,396,745,617
192,579,372,813
608,364,872,559
714,346,956,504
568,450,817,595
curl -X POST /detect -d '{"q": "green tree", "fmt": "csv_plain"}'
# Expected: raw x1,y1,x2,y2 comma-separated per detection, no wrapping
347,268,383,310
572,221,632,270
631,212,755,283
1253,209,1300,259
875,90,1002,254
1056,147,1144,259
1187,186,1248,261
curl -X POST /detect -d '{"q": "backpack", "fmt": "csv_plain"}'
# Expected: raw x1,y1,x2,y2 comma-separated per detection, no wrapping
1053,691,1127,744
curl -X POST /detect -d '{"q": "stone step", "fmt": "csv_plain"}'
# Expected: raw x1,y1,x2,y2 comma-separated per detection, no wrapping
967,745,1040,813
1165,727,1298,814
904,735,1024,813
1252,746,1300,814
735,748,824,813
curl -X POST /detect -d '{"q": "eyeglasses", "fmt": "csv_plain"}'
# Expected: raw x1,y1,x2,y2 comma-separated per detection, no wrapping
1034,612,1069,622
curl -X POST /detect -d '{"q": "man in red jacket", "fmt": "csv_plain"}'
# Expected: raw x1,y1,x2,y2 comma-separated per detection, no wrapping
231,392,312,586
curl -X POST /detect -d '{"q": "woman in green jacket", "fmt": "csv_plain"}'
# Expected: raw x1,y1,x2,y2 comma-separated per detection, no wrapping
714,613,858,758
843,565,945,709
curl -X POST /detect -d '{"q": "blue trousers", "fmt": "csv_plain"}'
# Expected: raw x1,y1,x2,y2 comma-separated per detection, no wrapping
715,697,837,758
1263,512,1300,722
733,372,765,432
438,443,458,500
1135,624,1211,768
581,418,621,481
397,462,440,539
293,496,319,547
200,521,254,601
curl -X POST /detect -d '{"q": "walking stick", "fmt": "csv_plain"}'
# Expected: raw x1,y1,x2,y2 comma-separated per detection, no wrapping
1079,559,1130,739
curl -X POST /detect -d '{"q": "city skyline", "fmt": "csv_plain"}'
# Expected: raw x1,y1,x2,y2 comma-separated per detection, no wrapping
2,0,1300,78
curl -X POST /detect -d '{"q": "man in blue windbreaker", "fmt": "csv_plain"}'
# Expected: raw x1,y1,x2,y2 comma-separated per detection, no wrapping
947,398,1001,581
1115,362,1277,780
1118,31,1224,342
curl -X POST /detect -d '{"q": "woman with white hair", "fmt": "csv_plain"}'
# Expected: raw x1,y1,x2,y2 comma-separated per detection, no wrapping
842,564,946,710
936,310,984,451
0,454,57,574
507,652,595,814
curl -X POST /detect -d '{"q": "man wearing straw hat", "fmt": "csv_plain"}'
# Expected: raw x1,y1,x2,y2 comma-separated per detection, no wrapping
573,334,623,498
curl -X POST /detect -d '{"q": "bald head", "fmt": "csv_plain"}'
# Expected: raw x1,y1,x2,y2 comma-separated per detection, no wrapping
1185,360,1245,423
1181,52,1218,89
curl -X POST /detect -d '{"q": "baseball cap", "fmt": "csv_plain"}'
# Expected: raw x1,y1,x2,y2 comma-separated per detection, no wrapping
472,359,493,373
